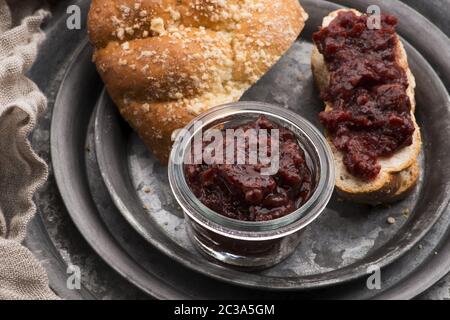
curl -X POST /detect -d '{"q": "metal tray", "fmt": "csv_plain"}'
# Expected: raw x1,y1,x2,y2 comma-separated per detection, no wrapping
92,0,450,290
38,0,450,299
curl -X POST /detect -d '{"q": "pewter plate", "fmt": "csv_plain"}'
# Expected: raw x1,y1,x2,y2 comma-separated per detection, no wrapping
93,0,450,290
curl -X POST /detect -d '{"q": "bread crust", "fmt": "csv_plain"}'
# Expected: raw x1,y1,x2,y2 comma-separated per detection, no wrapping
88,0,308,162
311,9,421,205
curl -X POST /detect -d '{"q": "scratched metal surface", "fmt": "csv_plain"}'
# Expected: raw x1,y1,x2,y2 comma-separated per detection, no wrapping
123,40,425,279
26,0,147,299
404,0,450,301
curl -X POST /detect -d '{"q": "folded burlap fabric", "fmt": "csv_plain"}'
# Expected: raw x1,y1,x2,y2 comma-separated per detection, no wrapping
0,0,58,300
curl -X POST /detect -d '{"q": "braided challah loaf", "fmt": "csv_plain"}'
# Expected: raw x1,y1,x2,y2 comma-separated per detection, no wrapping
88,0,308,162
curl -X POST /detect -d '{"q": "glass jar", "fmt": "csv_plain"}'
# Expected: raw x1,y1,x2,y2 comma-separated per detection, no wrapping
168,102,335,269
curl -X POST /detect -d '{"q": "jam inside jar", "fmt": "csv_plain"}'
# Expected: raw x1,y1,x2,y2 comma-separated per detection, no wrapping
169,102,335,269
313,11,415,180
184,115,314,222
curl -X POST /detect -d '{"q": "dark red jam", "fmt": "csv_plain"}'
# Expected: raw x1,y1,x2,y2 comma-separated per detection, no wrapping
313,11,415,180
184,116,313,221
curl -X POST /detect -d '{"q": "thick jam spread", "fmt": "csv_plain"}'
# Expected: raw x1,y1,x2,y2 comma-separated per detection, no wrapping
313,12,415,180
184,116,313,221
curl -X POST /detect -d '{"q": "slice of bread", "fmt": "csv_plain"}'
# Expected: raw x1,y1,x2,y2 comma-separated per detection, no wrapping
311,9,421,205
88,0,308,163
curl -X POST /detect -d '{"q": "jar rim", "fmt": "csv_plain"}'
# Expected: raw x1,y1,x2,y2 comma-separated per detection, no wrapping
168,102,335,241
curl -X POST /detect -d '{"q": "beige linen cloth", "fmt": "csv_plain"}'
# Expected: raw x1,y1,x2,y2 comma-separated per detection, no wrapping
0,0,58,300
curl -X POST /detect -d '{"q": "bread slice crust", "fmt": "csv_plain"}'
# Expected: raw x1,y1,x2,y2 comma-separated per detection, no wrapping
311,9,421,205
